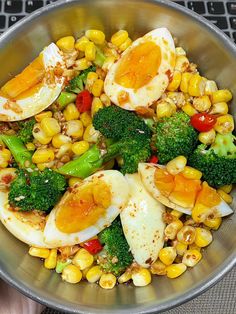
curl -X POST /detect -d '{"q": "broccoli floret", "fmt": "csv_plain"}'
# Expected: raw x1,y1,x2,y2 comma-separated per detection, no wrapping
66,66,96,93
9,168,67,212
155,111,198,164
189,133,236,188
98,217,133,276
18,118,36,144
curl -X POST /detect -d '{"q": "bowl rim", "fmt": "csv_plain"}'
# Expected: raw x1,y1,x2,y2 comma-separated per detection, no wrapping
0,0,235,313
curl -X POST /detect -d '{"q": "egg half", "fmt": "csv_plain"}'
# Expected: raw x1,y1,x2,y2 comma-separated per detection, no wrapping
0,43,65,122
120,173,165,268
104,28,176,111
43,170,130,248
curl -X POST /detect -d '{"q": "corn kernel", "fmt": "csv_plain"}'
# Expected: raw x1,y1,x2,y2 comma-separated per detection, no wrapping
62,264,82,284
171,210,183,219
75,58,91,71
188,243,201,251
167,71,182,92
165,220,184,240
118,271,132,283
175,55,190,72
150,260,167,275
80,112,92,127
44,249,57,270
25,142,35,151
214,114,234,134
220,184,233,194
203,217,222,230
180,72,193,93
102,56,116,71
211,89,232,104
33,123,52,145
35,111,52,122
91,97,104,117
195,227,213,247
75,36,90,51
32,148,54,164
29,247,50,259
41,118,61,137
68,177,82,187
193,95,211,112
188,74,206,97
191,203,211,223
217,189,233,204
99,273,116,289
182,102,198,116
166,263,187,278
204,80,218,95
175,47,186,56
198,129,216,145
209,102,228,115
159,247,177,266
86,265,103,283
52,133,71,148
167,91,185,108
111,30,129,47
100,94,111,107
85,29,105,45
86,72,98,91
83,124,100,143
63,103,80,121
0,148,11,168
166,156,187,175
182,249,202,267
132,268,152,287
56,143,72,159
177,226,196,245
56,36,75,52
119,37,132,51
72,248,94,270
65,120,84,138
72,141,89,155
85,41,96,61
156,100,176,119
182,166,202,180
176,242,188,256
92,79,104,97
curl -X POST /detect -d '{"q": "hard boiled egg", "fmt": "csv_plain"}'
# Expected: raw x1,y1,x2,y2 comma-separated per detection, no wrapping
104,28,176,111
43,170,130,248
120,173,165,268
0,43,65,122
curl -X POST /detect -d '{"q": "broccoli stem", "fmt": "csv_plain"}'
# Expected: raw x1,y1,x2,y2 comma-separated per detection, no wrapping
0,135,34,168
56,259,72,273
57,91,77,109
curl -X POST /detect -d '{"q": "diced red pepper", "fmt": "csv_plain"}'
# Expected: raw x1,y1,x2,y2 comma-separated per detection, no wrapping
149,155,159,164
83,239,103,255
190,112,217,132
76,90,92,113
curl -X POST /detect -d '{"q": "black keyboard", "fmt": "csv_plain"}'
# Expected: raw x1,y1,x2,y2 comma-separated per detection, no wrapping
0,0,236,44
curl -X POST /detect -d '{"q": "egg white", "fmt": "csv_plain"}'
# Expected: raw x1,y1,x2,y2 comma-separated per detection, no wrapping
0,43,65,122
120,173,165,268
104,28,176,111
43,170,130,248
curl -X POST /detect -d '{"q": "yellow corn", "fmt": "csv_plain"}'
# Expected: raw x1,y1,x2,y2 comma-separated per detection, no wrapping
75,58,91,71
171,210,183,219
188,243,201,251
203,216,222,230
195,227,213,247
92,79,104,97
72,141,89,155
167,92,185,108
37,162,54,171
175,55,189,72
68,177,82,187
85,41,96,61
175,47,186,56
192,203,211,224
166,263,187,279
119,37,132,51
182,102,198,116
167,71,182,91
44,249,57,270
33,123,52,145
180,72,193,93
182,249,202,267
164,220,184,240
86,72,98,91
156,100,176,119
56,143,72,159
52,133,71,148
32,148,55,164
29,247,50,259
118,271,132,283
211,89,232,104
75,36,90,51
56,36,75,52
150,260,167,275
198,129,216,145
91,97,104,117
86,265,103,283
61,264,82,284
0,148,11,168
100,93,111,107
25,142,35,151
177,226,196,245
85,29,105,45
99,273,116,289
65,120,84,138
217,189,233,204
214,114,234,134
63,103,80,121
193,95,211,112
132,268,152,287
188,74,206,97
209,102,228,115
80,112,92,127
72,248,94,270
83,124,100,143
182,166,202,180
102,56,116,71
204,80,218,95
220,184,233,194
41,118,61,137
111,30,129,47
166,156,187,175
35,111,52,122
159,247,177,266
175,242,188,256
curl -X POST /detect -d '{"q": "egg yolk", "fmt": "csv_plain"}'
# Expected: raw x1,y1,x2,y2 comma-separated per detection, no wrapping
154,168,175,197
55,180,111,234
195,181,221,208
115,41,161,89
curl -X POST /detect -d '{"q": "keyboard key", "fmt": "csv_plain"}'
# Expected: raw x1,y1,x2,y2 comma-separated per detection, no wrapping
26,0,43,13
205,16,228,29
4,0,23,13
175,1,185,6
188,1,205,14
9,15,24,27
230,17,236,29
0,15,6,29
207,2,225,15
227,2,236,15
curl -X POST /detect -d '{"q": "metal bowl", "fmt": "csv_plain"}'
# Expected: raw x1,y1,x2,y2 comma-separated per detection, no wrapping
0,0,235,313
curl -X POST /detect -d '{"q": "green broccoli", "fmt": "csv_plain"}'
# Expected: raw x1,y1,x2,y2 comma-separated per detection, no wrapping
155,111,198,164
188,133,236,188
98,217,133,276
65,65,96,93
18,118,36,144
58,106,152,177
9,168,67,212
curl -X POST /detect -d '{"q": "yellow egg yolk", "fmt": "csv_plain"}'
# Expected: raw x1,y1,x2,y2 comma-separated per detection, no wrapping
195,181,221,208
154,168,175,197
55,179,112,234
115,41,161,89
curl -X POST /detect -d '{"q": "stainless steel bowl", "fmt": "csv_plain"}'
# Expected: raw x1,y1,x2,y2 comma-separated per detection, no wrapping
0,0,235,313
